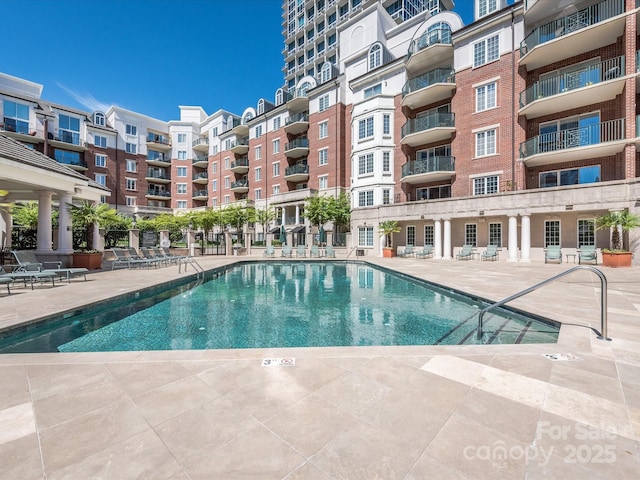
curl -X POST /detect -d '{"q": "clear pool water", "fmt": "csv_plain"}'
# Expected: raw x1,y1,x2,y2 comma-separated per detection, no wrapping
0,262,558,353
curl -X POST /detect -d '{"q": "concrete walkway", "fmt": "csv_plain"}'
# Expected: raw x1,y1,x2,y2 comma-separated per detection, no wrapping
0,254,638,479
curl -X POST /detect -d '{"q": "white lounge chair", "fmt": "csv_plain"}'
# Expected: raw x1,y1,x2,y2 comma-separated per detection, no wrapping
11,250,88,282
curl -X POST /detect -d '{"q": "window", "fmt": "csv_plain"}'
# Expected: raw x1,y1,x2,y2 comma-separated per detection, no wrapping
94,173,106,186
224,157,230,169
178,133,186,143
364,84,382,99
212,161,218,173
369,44,381,70
255,188,262,200
319,121,328,139
358,190,374,206
178,150,187,160
320,63,331,83
176,167,187,177
273,117,281,130
545,220,560,247
125,196,136,207
424,225,434,246
476,129,496,157
273,184,280,195
58,114,80,144
93,112,105,126
328,33,336,46
3,100,29,134
383,114,391,135
255,125,263,138
95,154,106,168
476,82,496,112
465,224,477,247
273,139,280,154
212,179,217,192
273,162,280,177
328,12,336,25
126,142,137,154
478,0,497,18
382,152,390,173
225,139,232,150
407,226,416,246
94,135,107,148
417,185,451,200
474,34,499,67
319,94,330,112
319,148,328,165
224,195,230,204
224,176,230,188
176,201,187,209
539,166,600,188
177,183,187,194
213,127,218,137
126,124,137,136
211,198,218,207
212,145,218,155
489,223,502,246
473,175,499,195
383,189,390,205
126,178,137,191
358,153,374,175
318,175,328,189
254,146,262,160
358,117,374,140
54,149,80,166
255,167,262,181
126,159,136,172
358,226,374,247
578,219,595,247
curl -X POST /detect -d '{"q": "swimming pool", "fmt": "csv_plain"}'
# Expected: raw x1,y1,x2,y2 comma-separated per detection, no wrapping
0,261,559,353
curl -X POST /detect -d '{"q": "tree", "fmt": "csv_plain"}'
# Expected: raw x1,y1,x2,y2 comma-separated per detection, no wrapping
327,192,351,237
305,195,331,228
69,201,118,251
595,210,640,251
378,220,401,249
190,209,221,239
12,202,40,229
255,206,276,240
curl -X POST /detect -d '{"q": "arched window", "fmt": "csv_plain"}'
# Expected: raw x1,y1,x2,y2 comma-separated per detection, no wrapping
427,22,451,45
276,88,284,105
243,112,254,125
298,81,312,97
93,112,105,127
320,62,332,83
368,44,381,71
257,99,265,115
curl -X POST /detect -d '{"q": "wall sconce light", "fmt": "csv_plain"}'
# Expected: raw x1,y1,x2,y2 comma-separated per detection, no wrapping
66,226,71,231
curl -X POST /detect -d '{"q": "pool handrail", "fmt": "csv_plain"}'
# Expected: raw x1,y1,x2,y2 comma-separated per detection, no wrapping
477,265,608,341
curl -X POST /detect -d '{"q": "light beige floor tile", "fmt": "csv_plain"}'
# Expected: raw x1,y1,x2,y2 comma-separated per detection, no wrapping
548,363,624,403
488,354,553,382
420,356,487,386
316,371,391,417
26,363,116,400
0,365,30,411
405,452,472,480
284,461,333,479
107,360,193,397
0,402,35,445
477,364,549,408
0,433,44,480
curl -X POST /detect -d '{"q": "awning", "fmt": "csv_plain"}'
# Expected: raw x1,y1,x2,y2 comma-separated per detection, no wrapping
291,226,306,234
270,227,282,234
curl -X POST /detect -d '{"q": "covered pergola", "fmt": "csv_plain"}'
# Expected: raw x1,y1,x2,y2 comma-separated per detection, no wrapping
0,133,109,265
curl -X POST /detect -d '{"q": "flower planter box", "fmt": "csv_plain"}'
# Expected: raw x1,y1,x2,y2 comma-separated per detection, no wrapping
72,252,103,270
382,248,395,258
601,251,632,268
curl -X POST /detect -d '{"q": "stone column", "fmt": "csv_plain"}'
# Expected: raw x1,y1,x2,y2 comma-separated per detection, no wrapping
159,229,170,248
434,219,442,259
295,205,300,224
0,208,11,248
442,218,452,260
57,193,74,254
92,221,101,251
129,229,140,252
508,215,518,262
520,214,531,262
36,191,53,254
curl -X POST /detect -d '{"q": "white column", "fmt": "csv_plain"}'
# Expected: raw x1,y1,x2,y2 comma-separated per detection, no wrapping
57,193,74,253
281,207,285,226
434,220,442,259
443,218,452,260
36,191,53,254
520,214,531,262
0,208,12,248
295,205,300,224
507,215,518,262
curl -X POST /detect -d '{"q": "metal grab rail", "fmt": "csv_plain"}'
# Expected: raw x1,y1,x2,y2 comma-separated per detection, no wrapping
178,257,205,278
477,266,609,341
345,245,359,259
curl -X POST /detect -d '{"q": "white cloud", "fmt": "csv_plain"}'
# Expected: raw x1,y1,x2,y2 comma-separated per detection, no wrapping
56,82,111,113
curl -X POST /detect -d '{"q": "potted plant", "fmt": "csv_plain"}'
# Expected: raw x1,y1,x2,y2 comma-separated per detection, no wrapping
69,201,118,269
595,210,640,268
378,220,401,258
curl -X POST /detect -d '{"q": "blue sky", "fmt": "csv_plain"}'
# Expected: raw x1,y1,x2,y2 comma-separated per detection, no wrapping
3,0,479,121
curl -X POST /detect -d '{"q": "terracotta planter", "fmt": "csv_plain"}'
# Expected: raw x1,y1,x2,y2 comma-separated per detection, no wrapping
382,248,395,258
73,252,103,270
601,251,633,268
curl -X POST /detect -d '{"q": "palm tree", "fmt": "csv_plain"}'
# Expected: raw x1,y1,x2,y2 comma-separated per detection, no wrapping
69,201,117,251
378,220,401,249
595,210,640,251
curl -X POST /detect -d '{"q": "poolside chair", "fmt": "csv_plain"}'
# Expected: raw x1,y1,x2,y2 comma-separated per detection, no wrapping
544,245,562,264
415,245,433,259
481,245,499,261
400,245,415,258
11,250,88,282
109,248,151,269
127,247,163,267
281,244,292,258
264,245,275,257
456,245,474,260
0,275,12,294
141,247,171,266
309,245,320,257
578,245,597,265
325,244,336,258
160,246,188,262
0,265,58,290
296,244,307,257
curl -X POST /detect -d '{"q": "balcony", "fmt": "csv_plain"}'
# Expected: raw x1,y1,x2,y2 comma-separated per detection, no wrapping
230,179,249,193
146,190,172,200
192,172,208,184
57,158,88,171
192,136,209,153
230,157,249,174
146,153,171,167
192,155,208,167
146,133,171,150
284,162,309,182
1,119,45,144
401,157,455,184
48,130,87,152
406,27,453,75
284,112,309,135
519,118,626,167
229,137,249,155
286,87,309,112
401,69,456,110
401,112,455,147
145,170,171,184
519,56,625,119
270,187,317,204
192,189,208,200
519,0,625,71
284,137,309,158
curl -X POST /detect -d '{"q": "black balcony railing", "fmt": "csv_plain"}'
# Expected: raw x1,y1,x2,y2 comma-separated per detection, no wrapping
147,190,171,197
407,27,452,58
401,112,455,137
285,163,309,176
402,69,455,97
222,118,242,134
286,112,309,125
193,155,208,163
192,172,208,181
147,133,170,145
192,190,208,198
231,179,249,189
285,137,309,150
520,0,624,56
147,154,169,163
56,130,81,145
2,117,29,134
192,137,209,148
401,156,455,178
146,171,170,180
231,157,250,169
230,137,249,148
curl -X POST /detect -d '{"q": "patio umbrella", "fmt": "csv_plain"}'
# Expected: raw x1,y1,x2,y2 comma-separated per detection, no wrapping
319,225,326,245
279,225,286,244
